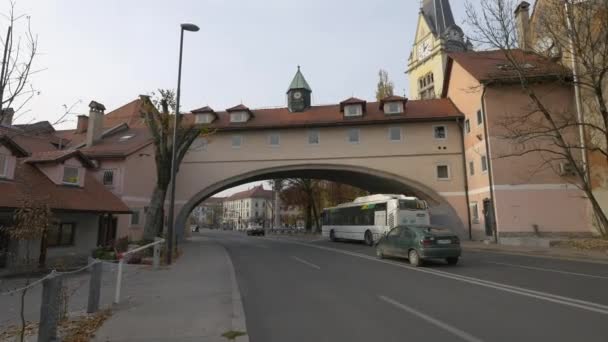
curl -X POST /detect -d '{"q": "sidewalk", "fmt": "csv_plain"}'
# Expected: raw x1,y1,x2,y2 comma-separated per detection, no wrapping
93,235,248,342
462,241,608,264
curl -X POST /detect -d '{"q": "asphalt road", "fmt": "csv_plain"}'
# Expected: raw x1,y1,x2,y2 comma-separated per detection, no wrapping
202,230,608,342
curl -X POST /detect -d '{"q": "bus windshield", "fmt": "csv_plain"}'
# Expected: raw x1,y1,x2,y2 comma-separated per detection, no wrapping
399,199,428,210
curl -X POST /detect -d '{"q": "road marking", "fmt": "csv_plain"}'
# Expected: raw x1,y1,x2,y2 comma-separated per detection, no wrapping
291,256,321,270
289,242,608,315
379,295,484,342
486,261,608,280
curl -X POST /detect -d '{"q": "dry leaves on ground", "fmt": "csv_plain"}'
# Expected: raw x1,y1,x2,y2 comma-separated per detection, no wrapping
61,309,112,342
551,238,608,252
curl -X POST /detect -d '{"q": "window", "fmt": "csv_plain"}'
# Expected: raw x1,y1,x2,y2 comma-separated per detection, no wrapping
62,166,79,185
388,127,402,141
345,105,362,117
268,133,280,146
102,170,114,186
436,164,450,180
470,202,479,223
230,112,248,123
0,154,6,177
231,135,242,148
131,209,140,225
481,155,488,172
195,113,214,124
418,72,435,100
477,110,483,125
347,129,360,144
308,129,320,145
469,161,475,176
387,102,400,114
434,125,447,139
465,119,471,134
47,223,75,247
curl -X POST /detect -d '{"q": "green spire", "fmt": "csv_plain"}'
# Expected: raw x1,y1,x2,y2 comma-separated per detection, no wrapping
287,66,312,92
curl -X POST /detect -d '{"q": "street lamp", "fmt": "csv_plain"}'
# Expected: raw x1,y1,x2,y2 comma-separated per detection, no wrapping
167,22,199,265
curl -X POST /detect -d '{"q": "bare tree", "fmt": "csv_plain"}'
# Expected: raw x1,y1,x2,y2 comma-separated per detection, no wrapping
0,0,40,122
464,0,608,236
282,179,321,232
140,91,212,240
375,69,394,101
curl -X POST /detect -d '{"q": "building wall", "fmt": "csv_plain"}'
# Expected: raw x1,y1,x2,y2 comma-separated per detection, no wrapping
37,157,85,187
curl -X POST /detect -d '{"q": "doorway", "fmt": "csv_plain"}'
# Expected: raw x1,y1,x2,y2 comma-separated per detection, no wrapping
98,214,117,246
482,198,495,237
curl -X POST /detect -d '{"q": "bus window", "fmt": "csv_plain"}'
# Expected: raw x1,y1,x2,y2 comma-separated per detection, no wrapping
399,199,428,210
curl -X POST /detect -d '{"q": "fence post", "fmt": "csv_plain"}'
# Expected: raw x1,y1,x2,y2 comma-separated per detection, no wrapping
153,237,162,270
38,272,62,342
114,259,124,304
87,262,102,313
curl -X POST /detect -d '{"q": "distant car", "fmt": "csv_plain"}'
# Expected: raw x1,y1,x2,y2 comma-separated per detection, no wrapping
246,224,265,236
191,224,199,232
375,225,461,266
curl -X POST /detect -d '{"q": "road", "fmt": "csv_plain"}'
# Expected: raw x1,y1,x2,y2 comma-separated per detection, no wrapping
202,229,608,342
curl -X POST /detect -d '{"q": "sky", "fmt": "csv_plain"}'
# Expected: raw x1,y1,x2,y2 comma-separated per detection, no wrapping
1,0,483,196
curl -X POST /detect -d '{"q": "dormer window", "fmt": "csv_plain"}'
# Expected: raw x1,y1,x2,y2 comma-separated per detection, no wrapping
226,104,253,123
344,105,363,117
380,95,407,115
230,112,249,123
196,113,215,124
0,154,7,178
62,166,80,186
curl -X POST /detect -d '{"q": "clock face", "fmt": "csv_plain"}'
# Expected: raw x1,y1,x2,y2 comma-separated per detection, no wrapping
418,39,432,59
293,91,303,100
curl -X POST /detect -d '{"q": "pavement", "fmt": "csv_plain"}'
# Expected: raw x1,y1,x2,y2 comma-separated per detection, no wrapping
209,229,608,342
93,235,247,342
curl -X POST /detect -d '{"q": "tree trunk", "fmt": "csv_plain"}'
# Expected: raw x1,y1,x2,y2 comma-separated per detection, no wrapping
38,229,47,268
305,203,312,231
143,186,168,240
310,191,320,233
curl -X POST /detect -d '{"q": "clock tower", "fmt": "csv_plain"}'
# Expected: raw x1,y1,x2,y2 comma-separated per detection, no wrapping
406,0,471,100
287,66,312,112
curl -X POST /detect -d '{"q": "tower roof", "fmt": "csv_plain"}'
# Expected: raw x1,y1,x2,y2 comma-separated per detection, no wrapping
422,0,460,36
287,66,312,93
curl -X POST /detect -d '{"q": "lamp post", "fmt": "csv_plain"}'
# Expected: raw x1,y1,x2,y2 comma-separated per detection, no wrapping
167,23,199,265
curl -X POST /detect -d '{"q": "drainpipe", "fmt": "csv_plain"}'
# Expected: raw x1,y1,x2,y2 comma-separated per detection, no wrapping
457,117,473,240
481,85,499,243
565,0,589,184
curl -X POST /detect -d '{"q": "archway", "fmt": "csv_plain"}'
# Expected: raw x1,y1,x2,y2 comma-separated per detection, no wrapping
176,163,466,239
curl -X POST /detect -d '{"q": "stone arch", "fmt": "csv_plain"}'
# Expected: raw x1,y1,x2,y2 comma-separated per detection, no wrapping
176,163,465,238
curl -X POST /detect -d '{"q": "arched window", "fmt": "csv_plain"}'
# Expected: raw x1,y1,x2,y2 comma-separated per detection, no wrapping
418,72,435,100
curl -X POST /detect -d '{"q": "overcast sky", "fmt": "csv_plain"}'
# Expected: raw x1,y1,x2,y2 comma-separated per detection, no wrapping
2,0,484,195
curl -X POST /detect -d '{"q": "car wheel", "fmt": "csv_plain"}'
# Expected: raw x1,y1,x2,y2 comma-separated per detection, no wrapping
446,257,459,265
376,247,384,259
329,230,337,242
408,249,422,267
364,230,373,246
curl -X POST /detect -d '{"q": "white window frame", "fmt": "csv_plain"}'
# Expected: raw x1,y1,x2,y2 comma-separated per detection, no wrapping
344,105,363,117
231,135,243,149
230,112,248,123
308,129,320,145
481,155,488,173
268,133,280,147
62,166,80,185
0,154,7,178
433,125,447,140
388,127,402,142
195,113,214,124
386,102,401,114
470,202,479,223
436,164,451,181
347,128,360,144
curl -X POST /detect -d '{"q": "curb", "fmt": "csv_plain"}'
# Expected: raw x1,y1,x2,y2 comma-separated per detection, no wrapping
223,245,250,342
464,247,608,265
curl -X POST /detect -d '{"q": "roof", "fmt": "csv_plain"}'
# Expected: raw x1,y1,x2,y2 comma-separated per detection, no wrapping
226,104,251,112
339,97,367,112
380,95,408,110
183,98,462,131
226,185,273,201
24,150,95,168
447,49,569,83
192,106,215,114
0,126,64,154
287,66,312,92
0,135,28,157
422,0,460,36
0,160,130,213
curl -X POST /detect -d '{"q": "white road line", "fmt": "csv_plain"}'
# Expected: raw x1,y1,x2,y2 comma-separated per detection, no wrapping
379,295,484,342
289,242,608,315
486,261,608,280
291,256,321,270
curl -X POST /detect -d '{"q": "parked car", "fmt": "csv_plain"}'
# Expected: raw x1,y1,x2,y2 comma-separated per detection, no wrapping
246,223,265,236
375,225,461,266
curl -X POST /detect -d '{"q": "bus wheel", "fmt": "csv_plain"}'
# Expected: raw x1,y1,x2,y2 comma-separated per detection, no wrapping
329,230,337,242
364,230,373,246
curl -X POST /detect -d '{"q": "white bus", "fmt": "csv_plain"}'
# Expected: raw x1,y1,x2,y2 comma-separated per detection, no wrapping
321,194,430,246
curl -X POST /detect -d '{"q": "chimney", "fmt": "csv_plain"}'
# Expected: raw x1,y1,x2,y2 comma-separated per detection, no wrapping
86,100,105,147
0,108,14,126
76,115,88,133
515,1,531,51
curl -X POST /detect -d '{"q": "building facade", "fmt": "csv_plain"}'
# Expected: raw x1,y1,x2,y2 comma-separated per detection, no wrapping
222,186,273,230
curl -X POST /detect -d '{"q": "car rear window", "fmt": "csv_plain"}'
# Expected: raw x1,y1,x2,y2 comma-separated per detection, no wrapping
414,226,450,233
